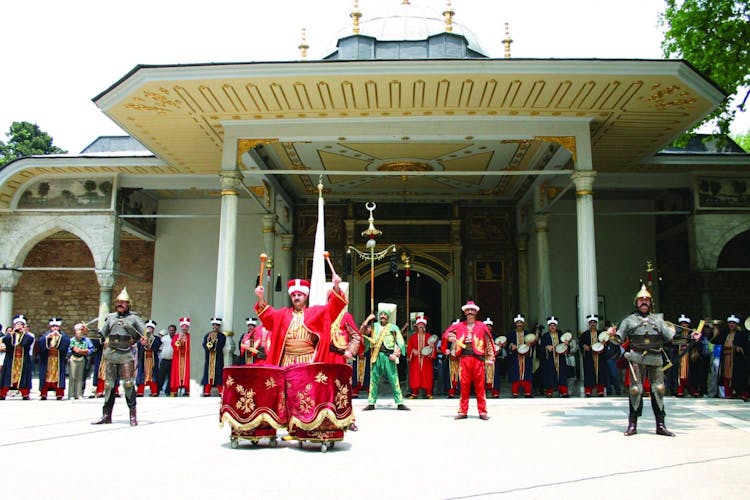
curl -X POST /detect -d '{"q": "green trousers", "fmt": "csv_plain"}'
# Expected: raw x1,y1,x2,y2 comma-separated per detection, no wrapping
368,352,404,405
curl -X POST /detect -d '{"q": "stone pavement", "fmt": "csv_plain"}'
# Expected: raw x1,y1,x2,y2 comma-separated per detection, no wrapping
3,386,750,499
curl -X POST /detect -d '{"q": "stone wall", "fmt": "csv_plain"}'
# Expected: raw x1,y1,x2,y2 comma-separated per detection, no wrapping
14,236,154,335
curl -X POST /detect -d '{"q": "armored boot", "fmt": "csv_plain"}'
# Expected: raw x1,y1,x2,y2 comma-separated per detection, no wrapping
624,414,637,436
129,407,138,426
655,415,674,436
92,408,112,425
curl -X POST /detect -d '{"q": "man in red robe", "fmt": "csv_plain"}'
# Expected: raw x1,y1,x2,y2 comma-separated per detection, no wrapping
170,317,191,396
407,316,436,399
444,301,495,420
254,276,346,367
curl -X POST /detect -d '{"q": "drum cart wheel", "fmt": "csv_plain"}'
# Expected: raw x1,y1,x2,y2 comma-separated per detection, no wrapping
230,437,239,449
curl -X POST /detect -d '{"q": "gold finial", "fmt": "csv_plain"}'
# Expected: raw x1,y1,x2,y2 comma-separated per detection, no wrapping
298,28,310,60
351,0,362,34
318,174,324,199
502,22,513,59
443,1,455,33
349,0,362,35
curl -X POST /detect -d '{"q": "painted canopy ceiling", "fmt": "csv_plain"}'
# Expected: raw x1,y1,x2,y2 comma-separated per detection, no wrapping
93,58,724,203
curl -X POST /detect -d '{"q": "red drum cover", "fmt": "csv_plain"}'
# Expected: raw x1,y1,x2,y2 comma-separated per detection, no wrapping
285,362,353,432
220,365,288,430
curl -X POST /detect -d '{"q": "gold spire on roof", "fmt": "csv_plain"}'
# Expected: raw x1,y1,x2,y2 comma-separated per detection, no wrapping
298,28,310,60
443,1,455,33
502,22,513,58
351,0,362,34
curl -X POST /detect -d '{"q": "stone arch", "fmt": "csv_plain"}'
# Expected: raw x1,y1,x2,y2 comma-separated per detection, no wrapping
0,214,117,271
694,214,750,270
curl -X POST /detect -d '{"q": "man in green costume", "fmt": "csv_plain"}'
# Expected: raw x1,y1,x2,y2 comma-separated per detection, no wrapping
362,308,410,411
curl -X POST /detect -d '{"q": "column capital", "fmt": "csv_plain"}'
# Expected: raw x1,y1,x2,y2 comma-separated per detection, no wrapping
219,171,243,195
517,233,529,252
280,233,294,252
95,269,116,290
0,269,22,291
262,214,278,233
534,214,549,233
571,170,597,195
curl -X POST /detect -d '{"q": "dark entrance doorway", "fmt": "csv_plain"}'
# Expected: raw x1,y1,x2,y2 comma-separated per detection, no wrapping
365,272,442,328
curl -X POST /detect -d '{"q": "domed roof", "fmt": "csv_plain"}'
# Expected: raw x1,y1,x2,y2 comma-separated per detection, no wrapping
326,1,488,57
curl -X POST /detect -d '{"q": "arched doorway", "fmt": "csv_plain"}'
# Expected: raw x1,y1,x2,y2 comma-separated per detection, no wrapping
365,272,442,330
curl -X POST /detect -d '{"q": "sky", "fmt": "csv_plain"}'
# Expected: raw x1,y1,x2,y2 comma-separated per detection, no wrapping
1,0,747,154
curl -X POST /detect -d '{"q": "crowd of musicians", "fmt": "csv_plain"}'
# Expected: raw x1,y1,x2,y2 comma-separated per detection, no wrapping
1,294,747,406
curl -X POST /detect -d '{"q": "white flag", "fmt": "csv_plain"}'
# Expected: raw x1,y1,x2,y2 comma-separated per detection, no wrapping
308,190,327,306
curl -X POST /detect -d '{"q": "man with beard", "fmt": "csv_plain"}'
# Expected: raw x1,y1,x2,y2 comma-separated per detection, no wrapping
254,276,346,367
614,285,698,436
38,317,70,400
362,308,410,411
201,318,226,396
92,288,145,426
0,315,35,400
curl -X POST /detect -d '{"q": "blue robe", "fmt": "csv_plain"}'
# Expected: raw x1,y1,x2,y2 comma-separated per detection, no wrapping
506,330,534,382
136,336,162,384
1,333,35,389
38,331,71,388
580,329,608,387
538,331,568,389
200,332,226,386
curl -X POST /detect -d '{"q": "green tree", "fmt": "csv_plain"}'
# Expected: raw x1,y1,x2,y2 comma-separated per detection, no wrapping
733,130,750,152
0,121,67,167
660,0,749,137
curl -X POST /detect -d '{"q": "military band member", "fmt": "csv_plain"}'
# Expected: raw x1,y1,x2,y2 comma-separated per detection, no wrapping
672,314,704,397
445,301,494,420
441,319,461,398
171,317,192,396
614,285,696,437
68,323,94,399
38,317,70,400
92,288,146,426
239,317,264,364
362,309,410,411
254,277,346,367
580,314,607,397
538,316,570,397
328,311,361,365
406,316,436,399
201,317,226,397
507,314,534,398
0,315,35,400
136,320,161,397
712,314,749,401
88,335,106,398
483,318,502,399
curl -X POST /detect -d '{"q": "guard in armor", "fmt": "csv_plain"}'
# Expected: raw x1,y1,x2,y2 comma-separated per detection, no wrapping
614,285,697,436
201,317,226,396
92,288,146,426
136,320,161,397
38,317,71,400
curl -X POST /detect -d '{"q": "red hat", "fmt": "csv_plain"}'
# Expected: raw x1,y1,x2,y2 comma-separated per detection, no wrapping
287,279,310,296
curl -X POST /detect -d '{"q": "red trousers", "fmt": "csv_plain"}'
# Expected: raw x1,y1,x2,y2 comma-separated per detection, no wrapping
458,356,488,416
511,381,532,396
40,383,64,399
136,382,158,396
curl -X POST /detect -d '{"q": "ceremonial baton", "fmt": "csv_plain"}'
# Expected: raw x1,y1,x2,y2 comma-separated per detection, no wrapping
258,253,268,301
322,251,337,277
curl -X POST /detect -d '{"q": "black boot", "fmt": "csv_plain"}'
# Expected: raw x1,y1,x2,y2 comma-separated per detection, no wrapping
624,414,637,436
92,408,112,425
656,415,674,436
129,407,138,426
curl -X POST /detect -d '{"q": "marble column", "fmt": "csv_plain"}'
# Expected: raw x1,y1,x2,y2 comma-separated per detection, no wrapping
0,269,22,329
216,171,241,368
571,170,598,332
535,214,552,321
517,234,530,317
94,270,116,330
